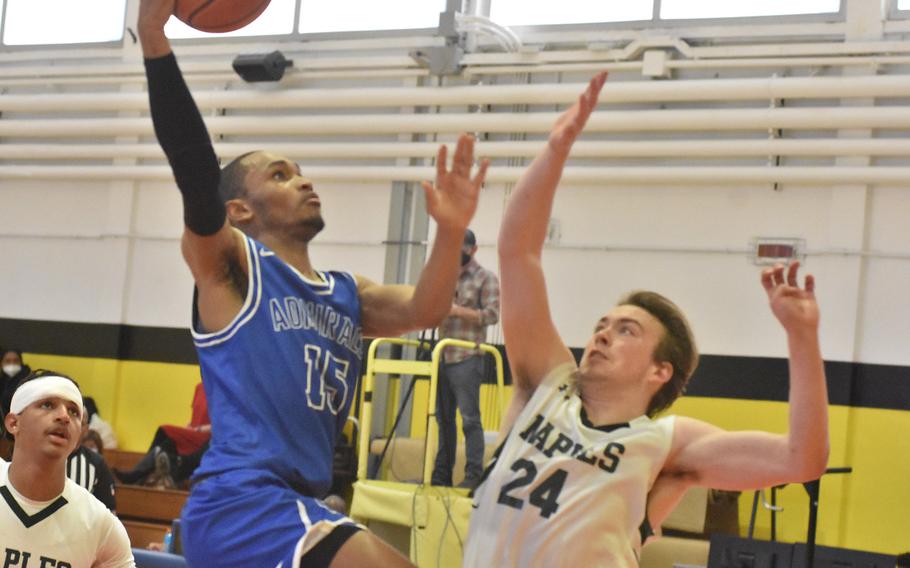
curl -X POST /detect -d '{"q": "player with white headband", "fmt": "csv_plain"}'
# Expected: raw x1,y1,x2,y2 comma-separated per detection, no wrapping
1,369,134,567
9,374,84,417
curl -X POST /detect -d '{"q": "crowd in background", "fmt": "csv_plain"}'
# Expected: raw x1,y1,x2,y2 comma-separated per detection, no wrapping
1,347,211,498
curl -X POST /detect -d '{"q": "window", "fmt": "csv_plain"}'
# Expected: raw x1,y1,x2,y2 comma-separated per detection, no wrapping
490,0,653,26
660,0,840,20
899,0,910,9
164,0,296,39
2,0,127,45
298,0,444,33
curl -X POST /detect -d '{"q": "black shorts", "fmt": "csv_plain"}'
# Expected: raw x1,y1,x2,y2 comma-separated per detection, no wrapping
299,524,363,567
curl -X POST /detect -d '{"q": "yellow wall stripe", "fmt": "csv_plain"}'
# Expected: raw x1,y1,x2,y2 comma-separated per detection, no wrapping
21,351,907,555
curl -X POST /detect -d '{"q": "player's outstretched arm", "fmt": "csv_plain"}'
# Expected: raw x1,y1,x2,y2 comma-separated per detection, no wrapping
139,0,247,332
358,134,488,338
499,72,607,395
663,262,829,491
137,0,173,58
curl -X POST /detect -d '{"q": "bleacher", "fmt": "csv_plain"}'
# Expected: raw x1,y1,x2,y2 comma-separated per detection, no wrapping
103,449,143,472
105,450,188,549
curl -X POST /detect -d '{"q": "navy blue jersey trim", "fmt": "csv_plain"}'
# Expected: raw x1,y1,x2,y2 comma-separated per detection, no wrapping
1,486,68,528
579,406,631,433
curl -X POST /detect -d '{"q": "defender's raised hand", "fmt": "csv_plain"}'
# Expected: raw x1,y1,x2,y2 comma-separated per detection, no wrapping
422,133,489,231
761,262,820,333
548,71,607,157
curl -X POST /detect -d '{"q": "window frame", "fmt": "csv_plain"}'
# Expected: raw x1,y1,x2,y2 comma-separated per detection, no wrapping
656,0,845,24
488,0,656,29
477,0,846,46
0,0,850,51
888,0,910,21
0,0,128,49
156,0,445,47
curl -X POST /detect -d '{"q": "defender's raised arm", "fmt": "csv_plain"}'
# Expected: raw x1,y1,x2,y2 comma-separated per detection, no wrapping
663,262,828,493
498,73,607,397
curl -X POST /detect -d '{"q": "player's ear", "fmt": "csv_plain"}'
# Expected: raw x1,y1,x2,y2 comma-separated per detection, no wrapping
225,198,253,224
651,361,673,385
4,412,19,436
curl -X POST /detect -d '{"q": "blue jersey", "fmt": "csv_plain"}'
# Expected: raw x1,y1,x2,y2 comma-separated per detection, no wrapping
191,233,363,497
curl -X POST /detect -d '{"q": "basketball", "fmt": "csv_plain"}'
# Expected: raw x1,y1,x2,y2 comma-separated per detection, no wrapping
174,0,272,33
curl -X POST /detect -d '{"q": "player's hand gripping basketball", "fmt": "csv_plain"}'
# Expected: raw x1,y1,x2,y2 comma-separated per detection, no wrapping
761,261,820,333
138,0,176,35
548,71,607,158
422,134,489,232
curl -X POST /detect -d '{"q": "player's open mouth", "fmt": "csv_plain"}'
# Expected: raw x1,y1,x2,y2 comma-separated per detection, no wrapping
47,429,69,442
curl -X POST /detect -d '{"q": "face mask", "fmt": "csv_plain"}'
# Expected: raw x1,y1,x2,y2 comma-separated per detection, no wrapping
3,364,21,377
461,252,472,266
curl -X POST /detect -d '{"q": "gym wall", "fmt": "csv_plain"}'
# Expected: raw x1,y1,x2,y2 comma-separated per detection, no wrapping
1,1,908,555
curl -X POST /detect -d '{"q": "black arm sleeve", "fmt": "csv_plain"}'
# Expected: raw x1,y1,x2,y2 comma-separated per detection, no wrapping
145,52,225,236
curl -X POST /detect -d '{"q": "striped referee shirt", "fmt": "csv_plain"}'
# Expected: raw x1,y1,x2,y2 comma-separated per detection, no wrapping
66,447,116,511
439,257,500,364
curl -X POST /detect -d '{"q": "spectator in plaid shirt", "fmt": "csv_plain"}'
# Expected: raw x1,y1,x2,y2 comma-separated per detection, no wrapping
432,229,500,489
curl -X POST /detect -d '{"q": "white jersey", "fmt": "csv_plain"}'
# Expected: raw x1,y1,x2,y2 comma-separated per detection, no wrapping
463,364,675,567
0,460,134,568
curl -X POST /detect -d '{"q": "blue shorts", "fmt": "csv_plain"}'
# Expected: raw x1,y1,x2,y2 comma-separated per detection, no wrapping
181,469,361,567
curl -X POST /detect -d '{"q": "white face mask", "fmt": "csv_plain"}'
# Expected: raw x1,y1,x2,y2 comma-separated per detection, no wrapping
2,364,21,377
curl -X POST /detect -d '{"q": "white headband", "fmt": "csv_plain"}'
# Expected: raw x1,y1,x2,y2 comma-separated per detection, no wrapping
10,376,83,417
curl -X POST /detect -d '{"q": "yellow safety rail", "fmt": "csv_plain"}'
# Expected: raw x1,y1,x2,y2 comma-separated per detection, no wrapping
356,337,430,481
422,339,505,485
356,337,506,483
352,338,506,567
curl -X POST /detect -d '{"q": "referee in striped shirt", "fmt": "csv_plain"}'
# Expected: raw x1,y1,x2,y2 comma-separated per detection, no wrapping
66,406,116,511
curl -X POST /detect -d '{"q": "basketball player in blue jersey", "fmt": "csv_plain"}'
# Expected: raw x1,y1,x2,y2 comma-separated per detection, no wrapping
137,1,488,566
463,73,829,566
